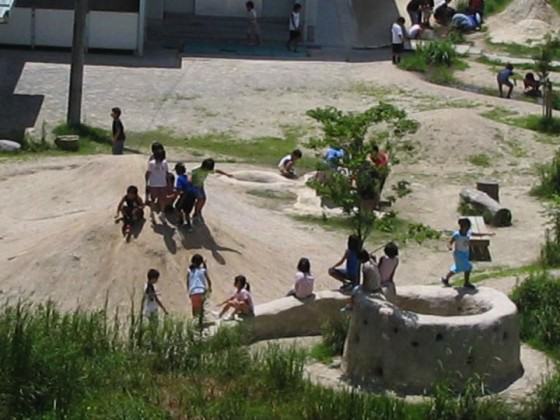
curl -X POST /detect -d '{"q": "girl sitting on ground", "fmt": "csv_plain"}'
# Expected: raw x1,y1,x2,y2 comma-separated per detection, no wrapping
218,275,254,319
287,257,315,299
328,234,362,290
187,254,212,318
378,242,399,297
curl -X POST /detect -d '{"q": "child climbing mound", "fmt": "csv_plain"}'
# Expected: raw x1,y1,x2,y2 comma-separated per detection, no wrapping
497,63,516,99
441,218,480,289
115,185,144,236
191,158,234,224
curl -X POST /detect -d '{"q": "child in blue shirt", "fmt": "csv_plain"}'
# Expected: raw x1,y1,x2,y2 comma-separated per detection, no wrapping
441,218,484,289
174,163,196,230
497,63,516,99
329,234,362,290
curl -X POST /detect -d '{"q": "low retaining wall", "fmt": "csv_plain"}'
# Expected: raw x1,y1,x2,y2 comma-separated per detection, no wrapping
247,290,348,341
343,286,523,394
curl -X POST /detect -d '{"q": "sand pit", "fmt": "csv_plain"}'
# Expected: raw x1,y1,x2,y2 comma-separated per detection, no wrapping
487,0,560,45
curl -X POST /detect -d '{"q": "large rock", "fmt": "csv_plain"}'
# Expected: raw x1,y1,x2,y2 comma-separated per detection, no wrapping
55,135,79,152
342,286,523,394
247,290,348,341
0,140,21,152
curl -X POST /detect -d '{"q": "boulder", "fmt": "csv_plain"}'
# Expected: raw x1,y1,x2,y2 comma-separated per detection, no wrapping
55,135,79,152
0,140,21,152
247,290,348,341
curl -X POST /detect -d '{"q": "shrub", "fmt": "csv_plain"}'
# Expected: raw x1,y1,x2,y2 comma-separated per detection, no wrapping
528,373,560,419
532,150,560,198
320,317,350,357
511,271,560,349
523,115,560,135
417,40,458,67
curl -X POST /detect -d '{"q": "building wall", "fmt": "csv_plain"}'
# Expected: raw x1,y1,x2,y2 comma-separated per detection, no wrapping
0,7,141,51
164,0,194,14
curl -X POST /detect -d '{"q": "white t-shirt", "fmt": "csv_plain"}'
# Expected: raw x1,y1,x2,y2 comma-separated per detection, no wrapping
188,268,208,296
391,23,404,44
289,11,300,31
453,230,471,253
143,282,159,316
278,154,292,169
235,288,254,312
248,9,257,22
408,24,422,39
147,159,169,188
294,271,314,299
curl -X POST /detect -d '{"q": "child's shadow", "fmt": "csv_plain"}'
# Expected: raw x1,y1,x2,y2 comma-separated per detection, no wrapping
152,221,177,254
180,223,241,265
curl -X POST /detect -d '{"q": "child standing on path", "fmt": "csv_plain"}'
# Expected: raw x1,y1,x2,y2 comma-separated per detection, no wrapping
246,1,261,46
111,107,126,155
287,3,303,52
391,17,405,64
218,275,255,319
187,254,212,318
141,269,168,319
441,218,479,289
497,63,516,99
191,158,234,223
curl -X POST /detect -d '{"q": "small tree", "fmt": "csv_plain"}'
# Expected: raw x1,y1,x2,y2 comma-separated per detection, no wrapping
533,34,560,120
306,103,418,244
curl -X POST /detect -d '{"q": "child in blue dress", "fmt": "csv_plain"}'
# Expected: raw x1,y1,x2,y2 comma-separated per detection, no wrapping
441,218,477,289
329,234,362,290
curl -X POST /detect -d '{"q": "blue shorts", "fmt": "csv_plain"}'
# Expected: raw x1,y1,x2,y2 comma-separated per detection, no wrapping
192,186,206,199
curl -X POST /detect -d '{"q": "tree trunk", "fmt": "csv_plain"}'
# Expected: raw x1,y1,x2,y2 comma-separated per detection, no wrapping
67,0,88,127
460,188,512,227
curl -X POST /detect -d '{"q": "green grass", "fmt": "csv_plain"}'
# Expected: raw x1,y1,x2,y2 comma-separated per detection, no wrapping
481,107,560,135
399,54,468,86
291,212,441,246
484,0,513,16
468,153,492,167
486,39,560,60
470,263,540,283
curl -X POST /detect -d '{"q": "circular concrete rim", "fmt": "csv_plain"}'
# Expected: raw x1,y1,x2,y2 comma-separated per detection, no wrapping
385,285,518,326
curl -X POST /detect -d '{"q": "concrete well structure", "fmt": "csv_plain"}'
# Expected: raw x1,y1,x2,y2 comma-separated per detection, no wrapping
342,286,523,394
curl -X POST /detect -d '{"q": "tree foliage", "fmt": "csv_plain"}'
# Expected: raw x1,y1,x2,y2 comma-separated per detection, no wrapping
305,103,418,243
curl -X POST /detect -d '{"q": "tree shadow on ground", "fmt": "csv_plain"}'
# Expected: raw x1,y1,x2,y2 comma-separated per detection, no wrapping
180,222,241,265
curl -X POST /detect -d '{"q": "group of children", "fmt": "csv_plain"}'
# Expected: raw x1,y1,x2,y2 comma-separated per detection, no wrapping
245,2,303,52
116,143,234,233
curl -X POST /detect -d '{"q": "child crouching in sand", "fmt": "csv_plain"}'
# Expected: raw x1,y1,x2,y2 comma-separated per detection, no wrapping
116,185,144,235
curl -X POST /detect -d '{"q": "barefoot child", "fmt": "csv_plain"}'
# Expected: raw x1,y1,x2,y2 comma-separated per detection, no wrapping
329,234,362,289
497,63,516,99
441,218,487,289
145,147,170,220
191,158,234,223
218,275,254,319
141,269,168,319
116,185,144,235
187,254,212,318
278,149,303,178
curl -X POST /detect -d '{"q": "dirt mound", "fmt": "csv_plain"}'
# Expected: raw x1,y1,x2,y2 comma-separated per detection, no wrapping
0,155,343,317
487,0,560,45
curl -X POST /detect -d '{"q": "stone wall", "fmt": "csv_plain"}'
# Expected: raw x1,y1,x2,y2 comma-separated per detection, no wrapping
342,286,523,394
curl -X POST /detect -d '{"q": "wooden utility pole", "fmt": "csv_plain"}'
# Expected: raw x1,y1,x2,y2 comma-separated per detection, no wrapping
67,0,88,127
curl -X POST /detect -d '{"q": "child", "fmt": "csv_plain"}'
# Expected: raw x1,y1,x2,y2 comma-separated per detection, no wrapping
324,146,345,170
523,72,542,98
187,254,212,318
441,218,480,289
174,163,196,230
246,1,261,46
341,250,382,312
378,242,399,297
406,0,423,25
191,158,234,223
141,269,168,319
145,147,170,219
218,275,254,319
497,63,516,99
116,185,145,235
111,107,126,155
278,149,303,178
329,234,362,289
287,257,315,299
287,3,303,52
391,17,406,64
